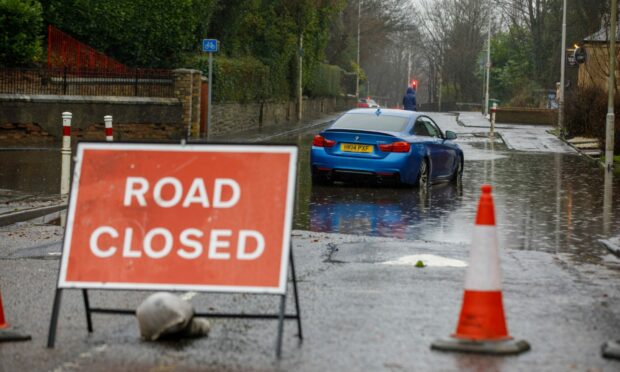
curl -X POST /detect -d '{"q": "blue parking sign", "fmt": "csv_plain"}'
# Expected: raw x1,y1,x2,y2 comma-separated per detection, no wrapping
202,39,219,53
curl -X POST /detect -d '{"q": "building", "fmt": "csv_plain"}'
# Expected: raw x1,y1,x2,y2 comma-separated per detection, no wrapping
578,26,620,91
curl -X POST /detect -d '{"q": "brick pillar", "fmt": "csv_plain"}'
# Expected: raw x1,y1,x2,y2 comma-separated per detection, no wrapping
191,71,202,138
173,68,202,139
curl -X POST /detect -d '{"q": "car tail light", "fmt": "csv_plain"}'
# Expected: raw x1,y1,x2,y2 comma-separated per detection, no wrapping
379,141,410,153
357,102,369,108
313,135,336,148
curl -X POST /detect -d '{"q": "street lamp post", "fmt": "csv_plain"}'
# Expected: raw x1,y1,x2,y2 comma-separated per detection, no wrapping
558,0,567,137
606,0,617,171
483,0,491,116
356,0,361,98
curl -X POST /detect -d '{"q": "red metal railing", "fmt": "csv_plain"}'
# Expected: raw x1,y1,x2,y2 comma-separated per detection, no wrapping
47,25,131,73
0,26,176,97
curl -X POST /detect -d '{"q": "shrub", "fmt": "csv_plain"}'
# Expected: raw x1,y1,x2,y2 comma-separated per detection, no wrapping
0,0,43,66
43,0,217,68
565,85,620,153
306,63,342,97
188,54,273,103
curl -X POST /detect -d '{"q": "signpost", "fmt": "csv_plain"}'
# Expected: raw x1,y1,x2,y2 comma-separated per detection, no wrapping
202,39,219,139
47,142,302,357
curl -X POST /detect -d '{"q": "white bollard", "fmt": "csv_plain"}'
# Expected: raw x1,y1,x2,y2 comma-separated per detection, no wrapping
104,115,113,142
60,112,72,195
490,102,497,137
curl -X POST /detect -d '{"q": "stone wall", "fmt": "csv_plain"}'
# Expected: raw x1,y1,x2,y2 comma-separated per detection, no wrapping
0,94,184,141
210,96,355,136
0,90,355,141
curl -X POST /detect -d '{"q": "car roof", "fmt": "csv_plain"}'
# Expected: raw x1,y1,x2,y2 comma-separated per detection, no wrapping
345,108,422,119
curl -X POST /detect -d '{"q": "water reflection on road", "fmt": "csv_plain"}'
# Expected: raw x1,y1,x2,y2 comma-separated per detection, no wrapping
305,183,462,241
0,147,60,194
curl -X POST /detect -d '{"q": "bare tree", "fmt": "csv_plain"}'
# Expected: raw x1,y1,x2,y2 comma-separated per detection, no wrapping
414,0,487,107
326,0,423,105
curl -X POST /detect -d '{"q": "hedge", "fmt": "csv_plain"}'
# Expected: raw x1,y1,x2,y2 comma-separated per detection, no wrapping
306,63,343,97
192,55,266,102
565,85,620,154
188,55,347,102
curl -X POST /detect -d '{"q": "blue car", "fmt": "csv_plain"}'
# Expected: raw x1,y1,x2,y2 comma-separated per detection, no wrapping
311,108,463,187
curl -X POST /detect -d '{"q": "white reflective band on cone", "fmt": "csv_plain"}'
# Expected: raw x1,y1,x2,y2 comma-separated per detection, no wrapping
464,225,502,291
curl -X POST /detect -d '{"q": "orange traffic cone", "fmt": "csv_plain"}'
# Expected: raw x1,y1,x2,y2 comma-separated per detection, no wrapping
0,287,31,342
431,184,529,354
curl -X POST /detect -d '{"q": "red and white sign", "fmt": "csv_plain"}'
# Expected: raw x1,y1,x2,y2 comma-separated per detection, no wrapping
58,143,298,294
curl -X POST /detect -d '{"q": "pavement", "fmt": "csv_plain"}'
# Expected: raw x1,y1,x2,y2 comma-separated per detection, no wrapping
2,229,620,371
455,111,576,154
0,190,66,227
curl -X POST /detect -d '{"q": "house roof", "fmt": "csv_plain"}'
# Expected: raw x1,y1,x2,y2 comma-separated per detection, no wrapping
584,25,620,42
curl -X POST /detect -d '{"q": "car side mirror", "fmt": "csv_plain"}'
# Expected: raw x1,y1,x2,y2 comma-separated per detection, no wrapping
445,130,457,140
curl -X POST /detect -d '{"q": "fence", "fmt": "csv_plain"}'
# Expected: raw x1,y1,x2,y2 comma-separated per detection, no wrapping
0,67,174,97
47,25,130,73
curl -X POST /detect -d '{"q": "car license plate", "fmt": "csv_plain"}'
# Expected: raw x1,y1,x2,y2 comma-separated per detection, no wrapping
341,143,373,153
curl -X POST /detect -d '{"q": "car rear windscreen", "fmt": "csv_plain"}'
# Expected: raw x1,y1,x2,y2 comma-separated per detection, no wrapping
330,113,409,132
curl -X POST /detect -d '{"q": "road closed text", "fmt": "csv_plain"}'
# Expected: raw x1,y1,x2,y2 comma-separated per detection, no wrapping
88,176,265,261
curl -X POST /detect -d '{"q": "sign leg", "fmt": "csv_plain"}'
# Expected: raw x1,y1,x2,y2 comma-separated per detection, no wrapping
82,289,93,333
289,247,303,340
275,294,287,358
47,288,63,348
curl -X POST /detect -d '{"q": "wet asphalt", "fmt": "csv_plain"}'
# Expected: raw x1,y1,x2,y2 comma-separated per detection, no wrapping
1,112,620,371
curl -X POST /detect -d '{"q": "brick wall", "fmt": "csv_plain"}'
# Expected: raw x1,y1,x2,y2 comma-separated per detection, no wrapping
495,107,558,125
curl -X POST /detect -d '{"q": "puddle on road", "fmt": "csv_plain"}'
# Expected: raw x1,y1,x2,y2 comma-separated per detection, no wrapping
0,148,61,194
382,254,467,267
1,241,62,259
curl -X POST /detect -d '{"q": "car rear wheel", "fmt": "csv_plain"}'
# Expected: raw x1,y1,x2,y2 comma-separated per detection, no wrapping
416,159,429,189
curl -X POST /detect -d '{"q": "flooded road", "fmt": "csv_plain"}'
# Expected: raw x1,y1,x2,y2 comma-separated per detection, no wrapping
1,118,619,262
286,123,620,263
0,147,60,194
300,142,620,260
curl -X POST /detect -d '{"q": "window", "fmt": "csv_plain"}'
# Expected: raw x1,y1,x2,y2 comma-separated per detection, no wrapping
412,121,431,136
421,118,443,138
331,113,409,132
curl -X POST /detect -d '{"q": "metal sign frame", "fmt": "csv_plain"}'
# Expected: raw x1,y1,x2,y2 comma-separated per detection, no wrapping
201,39,219,139
47,142,302,357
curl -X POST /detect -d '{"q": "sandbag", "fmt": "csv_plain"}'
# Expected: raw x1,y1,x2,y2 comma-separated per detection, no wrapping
136,292,210,341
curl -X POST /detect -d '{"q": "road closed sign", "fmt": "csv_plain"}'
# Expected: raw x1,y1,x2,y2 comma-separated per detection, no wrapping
58,143,298,294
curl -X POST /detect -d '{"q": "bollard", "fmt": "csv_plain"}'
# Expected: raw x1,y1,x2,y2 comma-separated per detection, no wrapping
60,112,72,195
60,112,72,227
104,115,113,142
490,102,497,137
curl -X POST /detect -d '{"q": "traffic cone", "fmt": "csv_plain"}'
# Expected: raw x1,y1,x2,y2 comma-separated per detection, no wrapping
431,184,530,354
0,287,31,342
